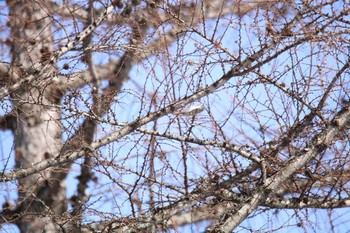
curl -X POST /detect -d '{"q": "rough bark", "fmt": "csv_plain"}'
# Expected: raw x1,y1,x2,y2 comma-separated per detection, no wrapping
8,0,66,231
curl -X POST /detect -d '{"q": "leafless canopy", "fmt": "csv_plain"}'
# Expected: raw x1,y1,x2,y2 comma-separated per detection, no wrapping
0,0,350,232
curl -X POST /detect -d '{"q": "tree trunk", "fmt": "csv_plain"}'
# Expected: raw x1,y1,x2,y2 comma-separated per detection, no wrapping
9,0,67,231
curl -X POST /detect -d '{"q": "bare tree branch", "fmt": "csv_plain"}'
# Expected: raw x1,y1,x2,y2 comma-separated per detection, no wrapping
1,0,350,232
207,102,350,232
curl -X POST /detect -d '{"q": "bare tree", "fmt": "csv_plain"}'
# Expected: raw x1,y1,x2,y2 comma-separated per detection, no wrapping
0,0,349,232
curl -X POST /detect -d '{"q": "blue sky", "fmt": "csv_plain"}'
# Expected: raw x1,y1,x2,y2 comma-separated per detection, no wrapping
1,0,350,232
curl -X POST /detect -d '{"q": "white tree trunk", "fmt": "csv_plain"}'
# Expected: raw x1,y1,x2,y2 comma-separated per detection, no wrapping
9,1,67,231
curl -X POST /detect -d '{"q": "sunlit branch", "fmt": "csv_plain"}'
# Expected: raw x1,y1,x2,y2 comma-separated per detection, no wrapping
264,197,350,209
207,102,350,232
0,4,115,100
136,127,261,163
0,37,278,182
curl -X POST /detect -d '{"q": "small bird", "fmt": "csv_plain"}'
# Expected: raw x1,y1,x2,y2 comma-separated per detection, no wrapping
175,103,205,116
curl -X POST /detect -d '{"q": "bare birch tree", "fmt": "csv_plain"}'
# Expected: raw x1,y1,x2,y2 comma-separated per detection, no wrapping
0,0,350,232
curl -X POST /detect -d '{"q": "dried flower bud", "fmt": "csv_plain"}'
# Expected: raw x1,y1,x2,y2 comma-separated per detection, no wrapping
132,0,141,6
112,0,123,9
122,4,132,18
